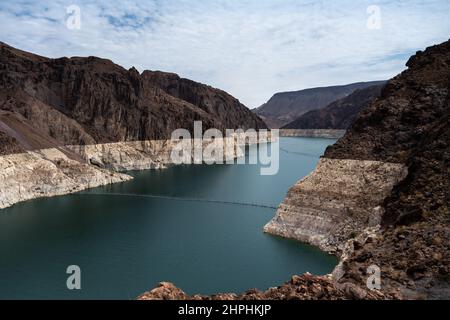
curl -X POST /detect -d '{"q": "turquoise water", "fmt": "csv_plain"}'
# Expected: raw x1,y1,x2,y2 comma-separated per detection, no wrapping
0,137,337,299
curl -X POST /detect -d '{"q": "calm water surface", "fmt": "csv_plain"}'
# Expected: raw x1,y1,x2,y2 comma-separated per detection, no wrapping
0,137,337,299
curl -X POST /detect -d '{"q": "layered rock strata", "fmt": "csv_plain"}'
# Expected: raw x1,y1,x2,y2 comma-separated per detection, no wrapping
0,133,269,209
67,135,250,172
263,158,408,254
0,148,131,209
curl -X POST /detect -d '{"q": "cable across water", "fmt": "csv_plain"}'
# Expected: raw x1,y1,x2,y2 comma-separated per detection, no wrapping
279,147,319,158
77,192,279,210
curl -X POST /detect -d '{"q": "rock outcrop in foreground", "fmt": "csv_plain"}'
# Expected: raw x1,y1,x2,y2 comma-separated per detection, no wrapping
141,40,450,300
138,274,384,301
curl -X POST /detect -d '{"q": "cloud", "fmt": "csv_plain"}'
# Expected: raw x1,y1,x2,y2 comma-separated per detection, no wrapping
0,0,449,107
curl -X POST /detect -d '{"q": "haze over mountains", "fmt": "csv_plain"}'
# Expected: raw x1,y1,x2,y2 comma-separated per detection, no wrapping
254,81,386,128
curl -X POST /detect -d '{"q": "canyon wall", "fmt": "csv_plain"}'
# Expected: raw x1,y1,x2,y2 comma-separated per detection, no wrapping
0,133,270,209
0,41,266,150
0,148,131,209
265,40,450,298
0,42,269,210
141,40,450,300
263,158,408,254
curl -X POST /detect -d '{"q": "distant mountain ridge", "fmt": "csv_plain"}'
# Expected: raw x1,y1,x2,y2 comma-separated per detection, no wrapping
282,83,386,130
254,81,386,128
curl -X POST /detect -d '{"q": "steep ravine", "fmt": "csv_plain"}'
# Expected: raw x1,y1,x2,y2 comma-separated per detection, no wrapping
140,40,450,300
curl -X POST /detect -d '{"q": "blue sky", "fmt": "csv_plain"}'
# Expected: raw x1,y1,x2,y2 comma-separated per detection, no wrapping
0,0,449,108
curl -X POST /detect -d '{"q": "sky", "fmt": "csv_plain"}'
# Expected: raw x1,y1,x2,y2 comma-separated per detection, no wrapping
0,0,449,108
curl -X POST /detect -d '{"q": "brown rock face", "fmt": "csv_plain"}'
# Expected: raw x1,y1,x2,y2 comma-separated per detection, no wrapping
325,42,450,163
324,40,450,299
282,84,386,130
142,71,266,131
0,42,266,153
0,131,23,155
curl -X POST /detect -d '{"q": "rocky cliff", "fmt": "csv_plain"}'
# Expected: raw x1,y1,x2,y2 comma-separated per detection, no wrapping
264,158,408,254
142,71,265,131
267,40,450,299
0,148,131,209
0,42,266,150
0,42,267,209
282,84,385,130
254,81,385,128
323,40,450,299
141,40,449,300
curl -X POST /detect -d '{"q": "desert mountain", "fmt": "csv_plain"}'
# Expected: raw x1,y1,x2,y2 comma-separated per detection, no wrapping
255,81,386,128
282,83,386,130
0,42,266,155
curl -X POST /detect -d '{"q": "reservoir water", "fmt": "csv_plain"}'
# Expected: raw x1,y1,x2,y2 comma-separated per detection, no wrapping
0,137,338,299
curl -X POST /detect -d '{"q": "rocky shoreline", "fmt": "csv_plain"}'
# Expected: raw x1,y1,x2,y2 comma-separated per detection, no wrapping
139,158,409,301
263,158,408,254
0,134,269,209
0,147,131,210
138,274,385,300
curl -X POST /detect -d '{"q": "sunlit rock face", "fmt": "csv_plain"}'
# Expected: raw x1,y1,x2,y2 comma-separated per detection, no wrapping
264,158,407,254
0,148,131,210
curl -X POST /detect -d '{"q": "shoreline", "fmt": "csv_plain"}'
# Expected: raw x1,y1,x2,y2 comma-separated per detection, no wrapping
0,135,272,210
280,129,346,139
1,135,408,300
